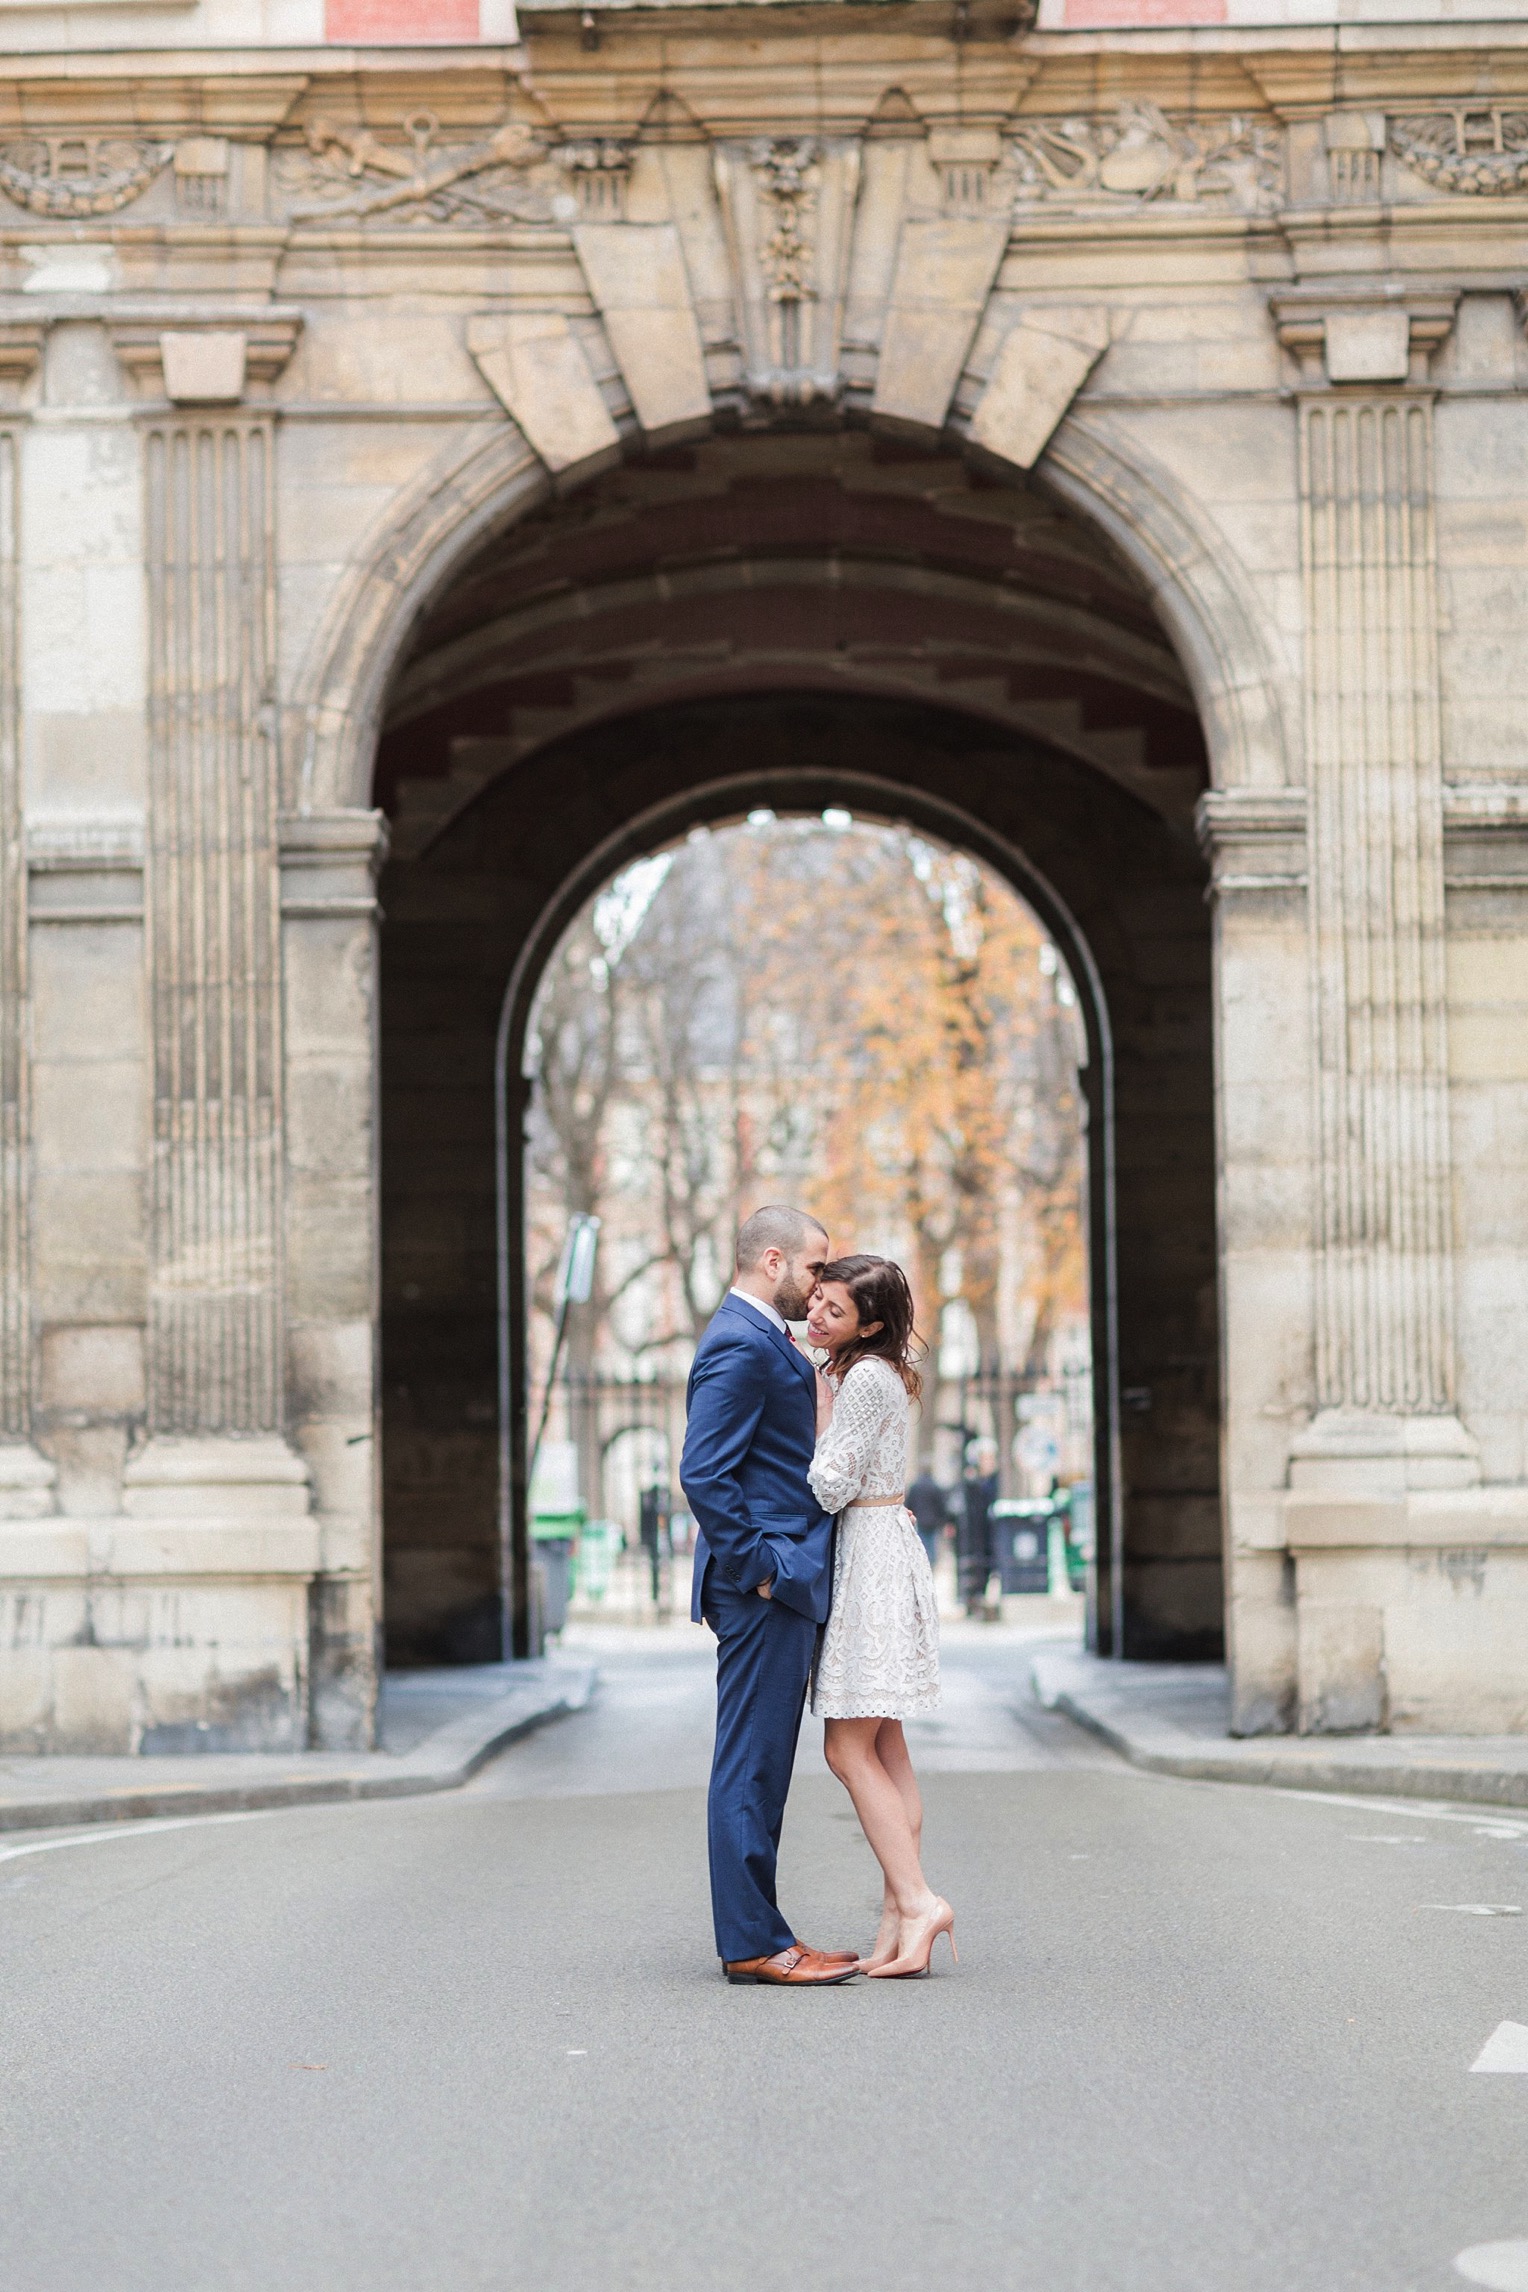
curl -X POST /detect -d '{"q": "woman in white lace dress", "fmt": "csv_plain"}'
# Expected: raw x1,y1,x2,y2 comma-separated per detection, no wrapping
805,1256,956,1978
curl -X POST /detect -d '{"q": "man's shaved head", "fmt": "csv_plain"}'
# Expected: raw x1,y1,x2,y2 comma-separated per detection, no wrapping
735,1205,828,1275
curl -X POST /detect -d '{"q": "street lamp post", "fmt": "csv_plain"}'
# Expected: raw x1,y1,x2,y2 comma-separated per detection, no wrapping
522,1215,601,1654
529,1213,601,1496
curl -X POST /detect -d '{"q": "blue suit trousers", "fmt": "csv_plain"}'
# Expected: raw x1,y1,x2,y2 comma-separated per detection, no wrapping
703,1572,817,1964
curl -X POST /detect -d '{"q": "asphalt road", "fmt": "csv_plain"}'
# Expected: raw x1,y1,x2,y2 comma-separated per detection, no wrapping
4,1627,1528,2292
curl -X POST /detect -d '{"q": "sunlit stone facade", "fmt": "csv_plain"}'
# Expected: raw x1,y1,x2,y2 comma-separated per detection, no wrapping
3,0,1528,1748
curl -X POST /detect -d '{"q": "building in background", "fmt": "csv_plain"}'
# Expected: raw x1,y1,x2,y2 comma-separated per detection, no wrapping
1,0,1527,1747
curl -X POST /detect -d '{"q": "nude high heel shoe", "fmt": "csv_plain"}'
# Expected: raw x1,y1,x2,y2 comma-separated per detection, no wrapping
864,1898,956,1978
857,1903,901,1973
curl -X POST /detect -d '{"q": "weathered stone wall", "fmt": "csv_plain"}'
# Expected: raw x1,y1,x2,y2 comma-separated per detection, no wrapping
1,6,1527,1742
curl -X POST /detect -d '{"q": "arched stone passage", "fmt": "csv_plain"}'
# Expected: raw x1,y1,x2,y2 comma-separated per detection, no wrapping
490,746,1125,1663
373,434,1220,1668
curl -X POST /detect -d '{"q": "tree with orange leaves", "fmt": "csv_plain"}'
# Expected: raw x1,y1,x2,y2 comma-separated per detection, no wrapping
526,818,1088,1410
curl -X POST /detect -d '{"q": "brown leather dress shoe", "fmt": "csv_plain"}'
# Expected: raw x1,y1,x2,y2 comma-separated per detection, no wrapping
794,1939,859,1965
724,1945,859,1986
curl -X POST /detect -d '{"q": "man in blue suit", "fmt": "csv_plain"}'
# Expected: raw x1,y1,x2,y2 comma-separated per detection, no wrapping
680,1205,857,1986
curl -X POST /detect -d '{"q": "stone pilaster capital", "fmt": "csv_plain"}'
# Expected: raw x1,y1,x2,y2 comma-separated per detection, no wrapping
0,322,44,399
1194,788,1307,895
0,1444,57,1521
279,809,390,919
109,306,303,406
27,817,145,923
1441,783,1528,890
1270,286,1458,389
278,809,389,862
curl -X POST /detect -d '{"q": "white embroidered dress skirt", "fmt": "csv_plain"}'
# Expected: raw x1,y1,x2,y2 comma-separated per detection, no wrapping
808,1355,940,1721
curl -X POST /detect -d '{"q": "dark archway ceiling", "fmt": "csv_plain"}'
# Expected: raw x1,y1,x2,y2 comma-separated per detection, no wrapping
376,432,1208,860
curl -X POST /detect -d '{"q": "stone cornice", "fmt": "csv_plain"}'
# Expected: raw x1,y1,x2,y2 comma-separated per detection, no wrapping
1441,786,1528,889
0,321,42,388
1271,285,1457,387
520,0,1029,29
278,809,390,863
1444,785,1528,828
1195,789,1307,896
109,308,301,400
278,809,390,920
27,817,145,925
1,26,1528,92
27,819,144,869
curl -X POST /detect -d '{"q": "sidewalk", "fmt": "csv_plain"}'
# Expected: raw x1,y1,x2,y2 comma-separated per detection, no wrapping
1032,1646,1528,1809
0,1659,595,1835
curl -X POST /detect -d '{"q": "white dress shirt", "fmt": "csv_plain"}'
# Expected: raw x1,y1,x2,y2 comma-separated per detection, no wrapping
727,1284,788,1335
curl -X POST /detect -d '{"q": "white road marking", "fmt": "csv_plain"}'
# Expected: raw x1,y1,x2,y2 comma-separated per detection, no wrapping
1456,2241,1528,2288
1271,1791,1528,1840
1421,1904,1523,1917
1470,2023,1528,2073
0,1810,266,1869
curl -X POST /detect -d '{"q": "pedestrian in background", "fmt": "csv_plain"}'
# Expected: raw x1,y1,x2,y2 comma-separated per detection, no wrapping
957,1438,1001,1617
906,1466,953,1579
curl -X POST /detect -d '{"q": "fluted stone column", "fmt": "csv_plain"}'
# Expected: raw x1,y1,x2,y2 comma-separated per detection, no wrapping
0,427,23,1449
1272,294,1527,1730
141,414,285,1439
1300,389,1460,1442
0,357,58,1533
123,406,318,1745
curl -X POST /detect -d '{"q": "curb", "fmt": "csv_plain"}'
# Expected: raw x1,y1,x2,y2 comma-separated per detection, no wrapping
0,1664,597,1835
1032,1653,1528,1812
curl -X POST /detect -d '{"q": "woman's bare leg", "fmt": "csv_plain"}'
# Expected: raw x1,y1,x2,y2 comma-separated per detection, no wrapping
876,1720,923,1844
823,1717,939,1937
862,1722,923,1964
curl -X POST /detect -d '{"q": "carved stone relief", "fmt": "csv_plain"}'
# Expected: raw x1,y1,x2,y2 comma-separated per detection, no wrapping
927,126,1007,217
1389,108,1528,195
0,135,171,218
714,137,862,406
276,111,575,227
1009,103,1282,213
557,138,635,220
1323,114,1385,205
174,137,230,220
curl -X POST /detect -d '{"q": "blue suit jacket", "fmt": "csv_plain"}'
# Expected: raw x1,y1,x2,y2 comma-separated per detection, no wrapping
680,1293,834,1625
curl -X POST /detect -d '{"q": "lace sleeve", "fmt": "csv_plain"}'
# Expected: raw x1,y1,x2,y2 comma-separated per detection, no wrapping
808,1360,892,1515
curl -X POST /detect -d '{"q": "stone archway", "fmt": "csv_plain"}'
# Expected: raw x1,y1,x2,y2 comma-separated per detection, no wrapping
491,751,1124,1665
369,434,1222,1670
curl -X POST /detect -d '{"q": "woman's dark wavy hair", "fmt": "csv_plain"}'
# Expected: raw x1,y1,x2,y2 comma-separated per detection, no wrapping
817,1254,924,1401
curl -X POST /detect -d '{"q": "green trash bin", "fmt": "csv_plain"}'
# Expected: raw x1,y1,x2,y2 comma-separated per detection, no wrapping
573,1517,620,1606
1061,1482,1094,1593
532,1507,583,1635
